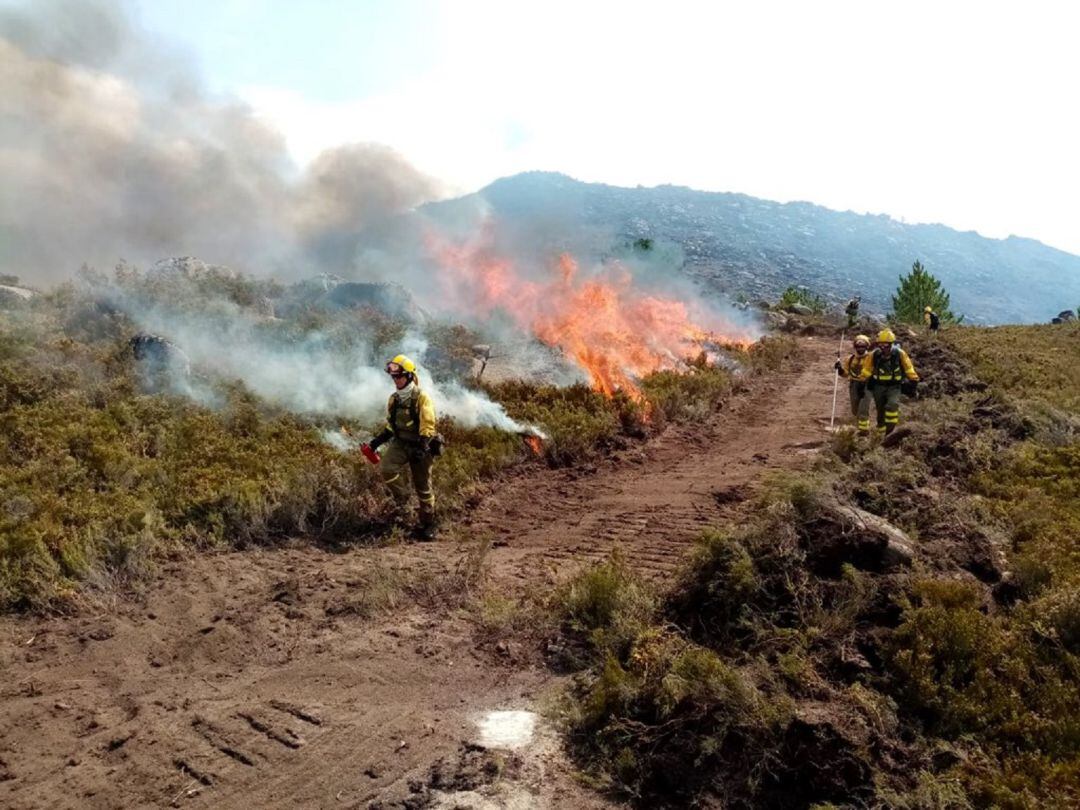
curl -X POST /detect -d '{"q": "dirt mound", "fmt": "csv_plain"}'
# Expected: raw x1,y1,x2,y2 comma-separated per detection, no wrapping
904,333,987,398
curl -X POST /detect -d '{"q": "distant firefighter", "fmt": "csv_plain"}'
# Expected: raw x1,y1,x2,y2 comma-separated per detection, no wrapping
924,305,940,333
844,296,861,328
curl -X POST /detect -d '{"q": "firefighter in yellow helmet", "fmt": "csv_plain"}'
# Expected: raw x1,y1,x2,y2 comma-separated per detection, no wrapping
924,305,940,335
365,355,441,540
857,329,919,435
834,334,873,434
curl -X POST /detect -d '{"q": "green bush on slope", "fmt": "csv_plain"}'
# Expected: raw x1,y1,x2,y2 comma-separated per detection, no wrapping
558,327,1080,808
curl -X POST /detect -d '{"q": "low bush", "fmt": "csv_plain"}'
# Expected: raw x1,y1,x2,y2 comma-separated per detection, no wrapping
640,363,733,423
780,286,827,314
560,322,1080,806
555,556,793,805
946,323,1080,412
554,556,657,658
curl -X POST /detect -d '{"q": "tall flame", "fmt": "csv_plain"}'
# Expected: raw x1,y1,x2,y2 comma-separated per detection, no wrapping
427,231,754,398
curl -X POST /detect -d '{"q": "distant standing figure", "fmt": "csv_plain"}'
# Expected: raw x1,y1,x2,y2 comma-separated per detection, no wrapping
845,296,861,328
834,334,873,435
860,330,919,436
924,305,940,334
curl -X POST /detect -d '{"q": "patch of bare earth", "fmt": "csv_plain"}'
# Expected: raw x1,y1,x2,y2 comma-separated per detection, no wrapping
0,337,837,809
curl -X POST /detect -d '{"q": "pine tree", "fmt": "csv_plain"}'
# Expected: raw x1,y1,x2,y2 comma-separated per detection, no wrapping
891,260,957,324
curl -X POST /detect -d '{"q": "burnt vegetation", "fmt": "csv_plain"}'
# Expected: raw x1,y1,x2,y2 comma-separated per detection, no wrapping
554,325,1080,808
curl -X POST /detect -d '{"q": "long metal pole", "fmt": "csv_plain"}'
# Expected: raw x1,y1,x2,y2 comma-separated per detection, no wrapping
829,329,845,430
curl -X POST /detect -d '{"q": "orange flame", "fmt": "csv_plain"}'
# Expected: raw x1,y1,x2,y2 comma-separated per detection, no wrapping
427,231,754,398
523,434,544,456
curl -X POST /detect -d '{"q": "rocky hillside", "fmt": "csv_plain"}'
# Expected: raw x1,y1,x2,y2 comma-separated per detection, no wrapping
424,172,1080,324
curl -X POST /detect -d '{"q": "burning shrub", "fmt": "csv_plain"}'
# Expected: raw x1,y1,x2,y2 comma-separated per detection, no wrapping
486,380,625,465
1,267,762,610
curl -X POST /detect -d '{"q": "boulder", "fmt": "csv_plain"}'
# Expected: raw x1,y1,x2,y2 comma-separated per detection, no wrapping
788,303,814,316
0,285,37,308
767,703,874,806
802,500,915,574
130,333,191,381
764,311,790,330
832,503,915,569
148,256,238,280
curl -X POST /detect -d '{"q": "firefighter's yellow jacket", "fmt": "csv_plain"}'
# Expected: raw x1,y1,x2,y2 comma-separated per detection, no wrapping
856,347,919,384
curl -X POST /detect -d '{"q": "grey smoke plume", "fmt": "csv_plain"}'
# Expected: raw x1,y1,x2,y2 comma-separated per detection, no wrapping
0,0,440,284
2,0,761,400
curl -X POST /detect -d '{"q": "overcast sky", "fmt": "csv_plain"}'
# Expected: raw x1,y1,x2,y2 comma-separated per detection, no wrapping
101,1,1080,255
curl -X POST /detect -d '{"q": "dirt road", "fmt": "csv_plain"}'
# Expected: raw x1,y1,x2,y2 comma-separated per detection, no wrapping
0,336,837,809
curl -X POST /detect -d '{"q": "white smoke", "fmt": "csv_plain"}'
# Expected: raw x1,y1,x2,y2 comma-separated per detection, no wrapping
432,383,546,438
320,429,360,452
105,281,543,438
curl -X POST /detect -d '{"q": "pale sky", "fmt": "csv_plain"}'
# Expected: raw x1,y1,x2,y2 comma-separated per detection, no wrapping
135,0,1080,254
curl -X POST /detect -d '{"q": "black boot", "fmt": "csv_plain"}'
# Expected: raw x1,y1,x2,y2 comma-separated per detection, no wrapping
413,517,438,542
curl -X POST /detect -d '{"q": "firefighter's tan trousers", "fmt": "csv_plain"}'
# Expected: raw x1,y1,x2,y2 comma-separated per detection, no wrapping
380,439,435,525
849,381,871,433
871,383,902,435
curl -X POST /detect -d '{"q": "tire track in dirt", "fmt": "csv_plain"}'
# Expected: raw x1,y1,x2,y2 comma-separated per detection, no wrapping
0,336,837,810
468,335,838,586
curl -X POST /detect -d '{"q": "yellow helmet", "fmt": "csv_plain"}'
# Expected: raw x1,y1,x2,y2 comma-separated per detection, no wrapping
853,334,870,348
924,305,933,313
386,354,417,375
877,329,896,344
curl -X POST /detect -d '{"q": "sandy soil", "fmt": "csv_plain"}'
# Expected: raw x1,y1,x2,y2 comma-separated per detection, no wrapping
0,336,837,809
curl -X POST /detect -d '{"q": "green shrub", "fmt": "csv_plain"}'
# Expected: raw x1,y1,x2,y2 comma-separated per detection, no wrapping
555,557,657,657
889,578,1080,765
640,364,732,423
780,286,826,314
741,334,799,374
570,625,788,802
671,530,758,639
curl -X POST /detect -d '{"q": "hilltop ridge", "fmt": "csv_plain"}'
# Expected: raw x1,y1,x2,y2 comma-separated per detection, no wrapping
425,172,1080,324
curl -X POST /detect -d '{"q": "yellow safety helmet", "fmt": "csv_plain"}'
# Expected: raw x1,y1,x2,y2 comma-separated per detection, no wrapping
924,305,933,313
877,329,896,344
853,334,871,347
386,354,417,376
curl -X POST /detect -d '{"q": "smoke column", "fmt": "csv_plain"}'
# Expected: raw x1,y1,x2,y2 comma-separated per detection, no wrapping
0,0,441,284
